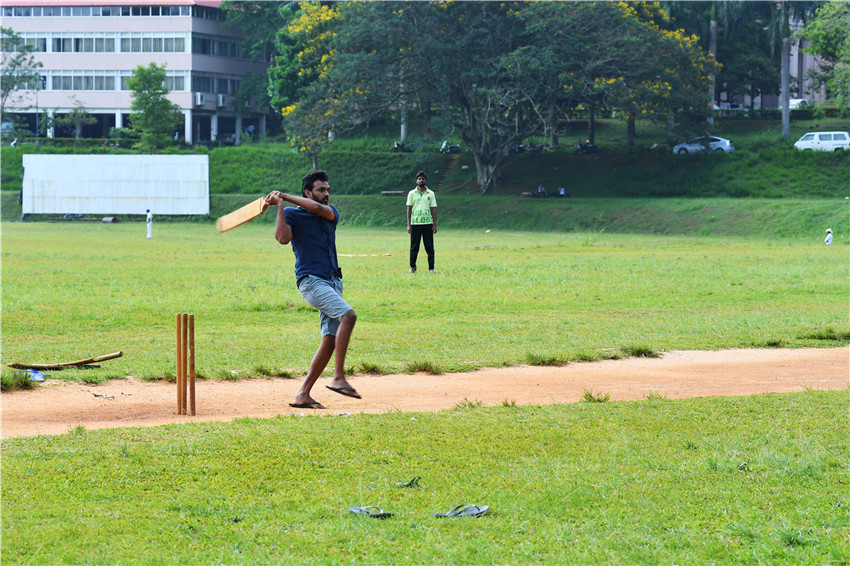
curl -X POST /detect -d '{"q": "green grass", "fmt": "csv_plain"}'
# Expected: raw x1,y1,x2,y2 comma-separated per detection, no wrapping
1,223,847,388
2,390,847,563
1,219,848,563
6,193,850,240
3,116,849,202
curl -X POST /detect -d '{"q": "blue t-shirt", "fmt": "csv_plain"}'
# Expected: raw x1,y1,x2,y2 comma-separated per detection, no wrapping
284,205,342,285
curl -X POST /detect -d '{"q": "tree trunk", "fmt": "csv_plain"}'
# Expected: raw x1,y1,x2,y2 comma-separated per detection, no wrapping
666,108,675,150
708,17,717,129
399,96,408,143
587,102,596,144
548,101,558,147
781,36,791,139
472,153,499,194
422,100,431,135
626,112,635,146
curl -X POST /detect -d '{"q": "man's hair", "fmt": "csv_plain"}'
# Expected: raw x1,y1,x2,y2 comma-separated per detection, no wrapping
302,170,328,196
416,171,427,180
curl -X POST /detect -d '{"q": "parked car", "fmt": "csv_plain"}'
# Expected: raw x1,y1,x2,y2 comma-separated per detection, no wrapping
793,131,850,152
673,136,735,154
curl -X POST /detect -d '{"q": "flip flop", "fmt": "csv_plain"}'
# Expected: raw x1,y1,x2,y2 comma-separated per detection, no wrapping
288,401,326,410
326,385,361,399
348,506,393,519
433,504,490,518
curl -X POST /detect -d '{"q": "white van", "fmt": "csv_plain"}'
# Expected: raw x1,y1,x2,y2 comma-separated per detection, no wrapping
793,131,850,152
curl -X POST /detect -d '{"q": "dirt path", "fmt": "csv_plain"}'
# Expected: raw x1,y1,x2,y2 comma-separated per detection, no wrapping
2,347,847,439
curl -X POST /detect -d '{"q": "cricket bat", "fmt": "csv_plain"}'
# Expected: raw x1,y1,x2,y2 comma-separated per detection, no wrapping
216,197,269,232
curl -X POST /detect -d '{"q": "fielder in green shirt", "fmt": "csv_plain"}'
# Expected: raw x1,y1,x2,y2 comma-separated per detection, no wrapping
406,170,437,273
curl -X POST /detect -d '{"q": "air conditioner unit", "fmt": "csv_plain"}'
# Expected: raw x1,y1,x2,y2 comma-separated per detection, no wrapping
217,94,227,108
194,92,206,106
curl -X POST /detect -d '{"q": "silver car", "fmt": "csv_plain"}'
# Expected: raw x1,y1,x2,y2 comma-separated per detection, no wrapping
673,136,735,154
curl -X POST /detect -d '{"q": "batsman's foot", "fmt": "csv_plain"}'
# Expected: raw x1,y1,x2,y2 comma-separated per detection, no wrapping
326,385,362,399
289,399,326,410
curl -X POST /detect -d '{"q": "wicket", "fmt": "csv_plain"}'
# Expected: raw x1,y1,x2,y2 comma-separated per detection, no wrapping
175,313,196,415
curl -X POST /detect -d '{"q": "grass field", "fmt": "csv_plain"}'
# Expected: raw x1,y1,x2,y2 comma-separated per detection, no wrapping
2,390,847,563
1,220,848,564
1,221,847,385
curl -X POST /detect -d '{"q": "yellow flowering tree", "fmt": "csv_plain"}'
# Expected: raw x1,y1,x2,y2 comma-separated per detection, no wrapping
511,2,717,148
270,2,344,167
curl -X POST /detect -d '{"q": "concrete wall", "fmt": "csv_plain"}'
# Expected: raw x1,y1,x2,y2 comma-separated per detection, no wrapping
22,154,209,215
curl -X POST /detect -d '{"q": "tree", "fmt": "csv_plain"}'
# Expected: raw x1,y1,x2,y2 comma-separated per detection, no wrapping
54,97,96,139
277,2,717,193
325,1,536,193
268,2,337,116
770,1,821,138
716,12,781,109
221,1,291,123
1,27,43,118
510,3,717,149
800,1,850,109
272,2,344,167
126,63,183,152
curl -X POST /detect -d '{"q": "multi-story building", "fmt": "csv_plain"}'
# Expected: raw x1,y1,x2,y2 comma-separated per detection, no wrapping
2,0,269,143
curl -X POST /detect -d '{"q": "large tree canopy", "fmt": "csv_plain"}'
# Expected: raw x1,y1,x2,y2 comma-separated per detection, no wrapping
270,1,717,193
801,1,850,107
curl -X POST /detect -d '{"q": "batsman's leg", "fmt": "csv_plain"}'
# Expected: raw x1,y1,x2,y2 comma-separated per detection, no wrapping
332,309,357,384
293,335,335,405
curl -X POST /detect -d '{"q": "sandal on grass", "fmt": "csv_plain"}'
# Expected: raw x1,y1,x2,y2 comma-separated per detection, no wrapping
433,504,490,518
348,506,393,519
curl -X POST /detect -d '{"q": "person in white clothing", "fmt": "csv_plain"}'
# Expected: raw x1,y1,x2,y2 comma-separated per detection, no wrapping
824,228,833,246
146,209,153,239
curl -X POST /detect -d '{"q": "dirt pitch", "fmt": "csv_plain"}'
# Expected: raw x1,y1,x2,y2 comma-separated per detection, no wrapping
2,347,847,439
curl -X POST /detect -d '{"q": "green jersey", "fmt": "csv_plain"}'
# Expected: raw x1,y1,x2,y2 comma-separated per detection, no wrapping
406,187,437,225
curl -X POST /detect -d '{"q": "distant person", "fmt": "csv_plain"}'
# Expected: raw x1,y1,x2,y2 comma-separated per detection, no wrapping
558,186,566,197
824,228,833,246
146,209,153,239
536,184,546,198
406,171,437,273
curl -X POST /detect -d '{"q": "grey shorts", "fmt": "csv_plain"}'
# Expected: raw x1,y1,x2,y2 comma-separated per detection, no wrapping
297,275,352,337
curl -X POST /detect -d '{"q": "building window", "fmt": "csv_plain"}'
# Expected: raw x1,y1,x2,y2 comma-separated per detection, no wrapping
165,76,185,91
192,34,244,59
118,35,186,53
94,38,115,52
46,71,183,92
74,37,94,52
5,5,192,17
52,38,72,53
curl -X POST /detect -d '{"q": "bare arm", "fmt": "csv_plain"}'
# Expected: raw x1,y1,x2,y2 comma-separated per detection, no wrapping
266,191,335,245
267,191,335,221
431,207,437,234
406,205,413,234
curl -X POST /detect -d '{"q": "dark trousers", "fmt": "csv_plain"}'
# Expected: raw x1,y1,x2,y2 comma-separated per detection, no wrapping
409,224,435,270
